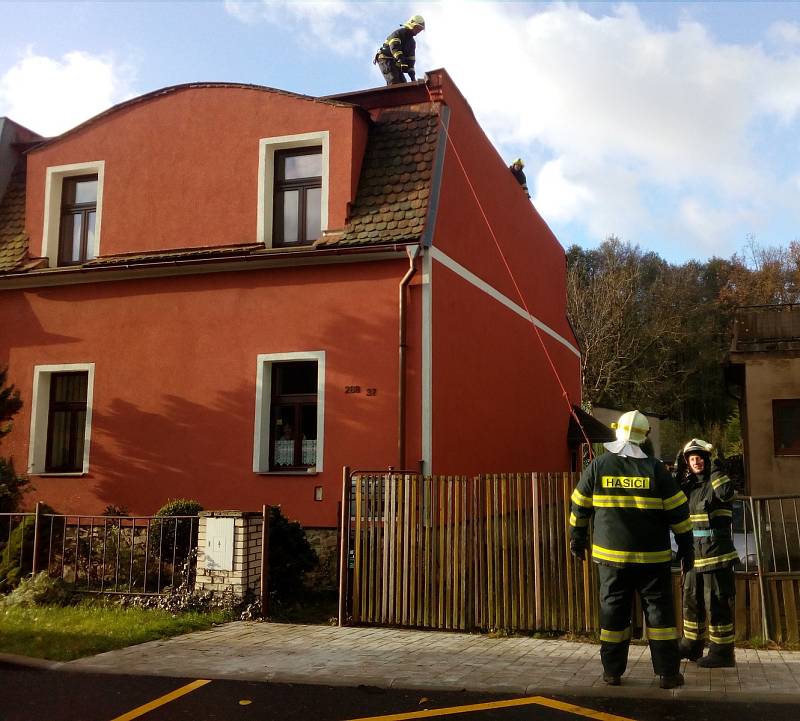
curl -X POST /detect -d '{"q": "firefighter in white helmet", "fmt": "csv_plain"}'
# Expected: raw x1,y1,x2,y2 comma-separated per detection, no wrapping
570,410,694,688
509,158,529,197
374,15,425,85
675,438,737,667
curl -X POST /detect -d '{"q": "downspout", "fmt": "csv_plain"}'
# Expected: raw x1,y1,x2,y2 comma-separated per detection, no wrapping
399,244,420,469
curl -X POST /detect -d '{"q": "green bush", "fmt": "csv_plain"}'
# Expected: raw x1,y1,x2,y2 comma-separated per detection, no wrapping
0,457,29,513
0,506,58,592
268,506,318,601
148,499,203,584
1,571,73,607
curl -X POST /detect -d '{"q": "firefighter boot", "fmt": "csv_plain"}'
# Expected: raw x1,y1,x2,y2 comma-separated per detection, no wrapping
602,672,621,686
678,638,704,662
659,672,685,689
697,647,735,668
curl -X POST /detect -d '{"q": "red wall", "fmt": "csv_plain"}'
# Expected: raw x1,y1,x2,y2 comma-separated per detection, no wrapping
1,260,410,526
428,72,580,472
25,86,368,256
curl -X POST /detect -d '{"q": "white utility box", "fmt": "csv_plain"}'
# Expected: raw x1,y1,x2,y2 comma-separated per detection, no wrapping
205,517,234,571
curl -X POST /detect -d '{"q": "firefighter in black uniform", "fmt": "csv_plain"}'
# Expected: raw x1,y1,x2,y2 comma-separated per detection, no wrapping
509,158,529,197
570,410,694,689
375,15,425,85
676,439,738,668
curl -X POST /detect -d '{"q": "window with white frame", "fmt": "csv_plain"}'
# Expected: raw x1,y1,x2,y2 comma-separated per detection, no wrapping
28,363,95,475
257,132,328,248
253,352,325,473
42,161,105,267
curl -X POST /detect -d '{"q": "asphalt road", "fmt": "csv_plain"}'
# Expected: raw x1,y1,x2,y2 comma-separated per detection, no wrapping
0,665,787,721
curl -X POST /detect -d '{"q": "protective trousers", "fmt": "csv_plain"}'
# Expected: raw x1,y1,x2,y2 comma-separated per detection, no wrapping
376,57,406,85
682,566,735,657
598,563,680,677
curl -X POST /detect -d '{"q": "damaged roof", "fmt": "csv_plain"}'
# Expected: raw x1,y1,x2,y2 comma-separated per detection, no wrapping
317,107,439,249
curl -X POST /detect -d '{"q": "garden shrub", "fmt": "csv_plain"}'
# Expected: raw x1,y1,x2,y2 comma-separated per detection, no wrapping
268,506,318,601
1,571,73,607
0,505,58,592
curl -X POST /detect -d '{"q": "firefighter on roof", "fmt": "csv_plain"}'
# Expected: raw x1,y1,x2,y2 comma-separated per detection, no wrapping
570,410,694,689
375,15,425,85
509,158,529,197
675,438,738,668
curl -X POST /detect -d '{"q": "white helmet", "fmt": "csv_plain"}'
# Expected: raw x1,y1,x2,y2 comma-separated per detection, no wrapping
404,14,425,30
683,438,713,459
611,410,650,445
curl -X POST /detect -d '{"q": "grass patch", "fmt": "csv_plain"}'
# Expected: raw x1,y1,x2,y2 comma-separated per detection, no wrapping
0,602,233,662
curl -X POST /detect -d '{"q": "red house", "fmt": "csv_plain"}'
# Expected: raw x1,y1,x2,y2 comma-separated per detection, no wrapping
0,70,581,536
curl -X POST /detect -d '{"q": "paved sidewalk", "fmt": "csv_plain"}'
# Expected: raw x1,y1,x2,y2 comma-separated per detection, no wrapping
61,622,800,701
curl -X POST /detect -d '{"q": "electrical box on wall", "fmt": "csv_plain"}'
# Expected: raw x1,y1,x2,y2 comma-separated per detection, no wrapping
205,517,234,571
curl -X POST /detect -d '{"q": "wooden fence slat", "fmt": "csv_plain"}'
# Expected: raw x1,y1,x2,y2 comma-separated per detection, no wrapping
785,580,799,644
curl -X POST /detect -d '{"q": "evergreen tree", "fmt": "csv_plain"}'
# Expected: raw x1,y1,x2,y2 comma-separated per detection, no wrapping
0,367,28,512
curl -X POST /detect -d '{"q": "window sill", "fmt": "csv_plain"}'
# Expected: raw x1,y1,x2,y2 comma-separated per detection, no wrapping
31,472,88,477
256,470,320,476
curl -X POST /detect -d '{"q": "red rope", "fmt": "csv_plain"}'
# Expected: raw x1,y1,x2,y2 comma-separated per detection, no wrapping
426,89,594,458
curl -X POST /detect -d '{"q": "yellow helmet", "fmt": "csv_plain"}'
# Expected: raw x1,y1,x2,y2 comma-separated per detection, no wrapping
610,410,650,445
404,14,425,30
683,438,713,458
512,158,524,167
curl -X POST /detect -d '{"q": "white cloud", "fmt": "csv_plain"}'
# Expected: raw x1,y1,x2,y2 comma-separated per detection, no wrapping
0,49,135,137
412,1,800,257
224,0,376,58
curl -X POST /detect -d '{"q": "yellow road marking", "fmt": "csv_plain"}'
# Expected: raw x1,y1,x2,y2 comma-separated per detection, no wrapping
109,679,211,721
345,695,637,721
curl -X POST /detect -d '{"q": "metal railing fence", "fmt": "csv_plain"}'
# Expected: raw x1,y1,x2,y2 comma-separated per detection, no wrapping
0,503,198,594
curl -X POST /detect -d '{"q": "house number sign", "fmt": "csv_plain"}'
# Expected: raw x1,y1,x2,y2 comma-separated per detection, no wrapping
345,386,377,396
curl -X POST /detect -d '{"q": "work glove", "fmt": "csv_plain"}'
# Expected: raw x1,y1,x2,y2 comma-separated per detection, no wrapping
570,538,587,561
399,63,409,72
675,535,694,573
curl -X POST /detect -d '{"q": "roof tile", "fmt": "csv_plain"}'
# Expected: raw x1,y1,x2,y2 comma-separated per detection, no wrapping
0,159,30,273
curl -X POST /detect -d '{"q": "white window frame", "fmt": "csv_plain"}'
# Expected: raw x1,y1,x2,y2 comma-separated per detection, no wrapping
253,351,325,473
28,363,95,475
42,161,105,266
257,132,329,248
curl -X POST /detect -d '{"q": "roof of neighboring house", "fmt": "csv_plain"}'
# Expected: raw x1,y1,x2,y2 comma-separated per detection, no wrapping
317,106,439,249
0,158,28,272
567,406,615,446
730,304,800,355
0,87,442,277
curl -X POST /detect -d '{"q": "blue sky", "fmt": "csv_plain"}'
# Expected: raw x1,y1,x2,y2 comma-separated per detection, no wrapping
3,1,800,264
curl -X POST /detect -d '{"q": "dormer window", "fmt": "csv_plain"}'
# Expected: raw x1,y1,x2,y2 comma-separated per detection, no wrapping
273,148,322,247
58,175,98,265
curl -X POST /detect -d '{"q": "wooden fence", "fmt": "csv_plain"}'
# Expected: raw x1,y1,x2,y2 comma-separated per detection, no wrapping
339,470,800,643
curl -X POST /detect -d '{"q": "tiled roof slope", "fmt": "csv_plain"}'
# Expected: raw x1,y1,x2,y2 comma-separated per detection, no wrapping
318,107,440,248
0,158,28,272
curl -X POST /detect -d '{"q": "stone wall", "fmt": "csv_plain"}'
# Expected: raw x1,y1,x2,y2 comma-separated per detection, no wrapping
304,528,339,591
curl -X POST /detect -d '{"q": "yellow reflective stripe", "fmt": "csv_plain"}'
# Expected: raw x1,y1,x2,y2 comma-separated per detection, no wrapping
684,629,707,640
690,513,709,523
694,551,739,568
671,519,692,534
388,38,401,45
710,623,733,633
709,634,735,645
647,626,679,640
571,488,593,508
710,509,733,518
591,545,672,564
569,512,589,527
712,475,731,489
682,619,705,630
663,490,688,510
593,495,663,509
600,627,631,643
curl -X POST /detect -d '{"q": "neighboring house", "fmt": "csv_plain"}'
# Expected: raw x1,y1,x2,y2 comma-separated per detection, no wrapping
0,70,581,537
727,304,800,495
591,406,664,460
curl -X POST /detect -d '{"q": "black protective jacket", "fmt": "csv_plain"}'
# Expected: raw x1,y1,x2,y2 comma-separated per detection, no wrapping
570,451,692,567
377,27,417,74
680,462,737,572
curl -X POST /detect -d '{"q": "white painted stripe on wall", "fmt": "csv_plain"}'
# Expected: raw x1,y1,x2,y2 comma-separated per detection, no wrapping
429,246,581,358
